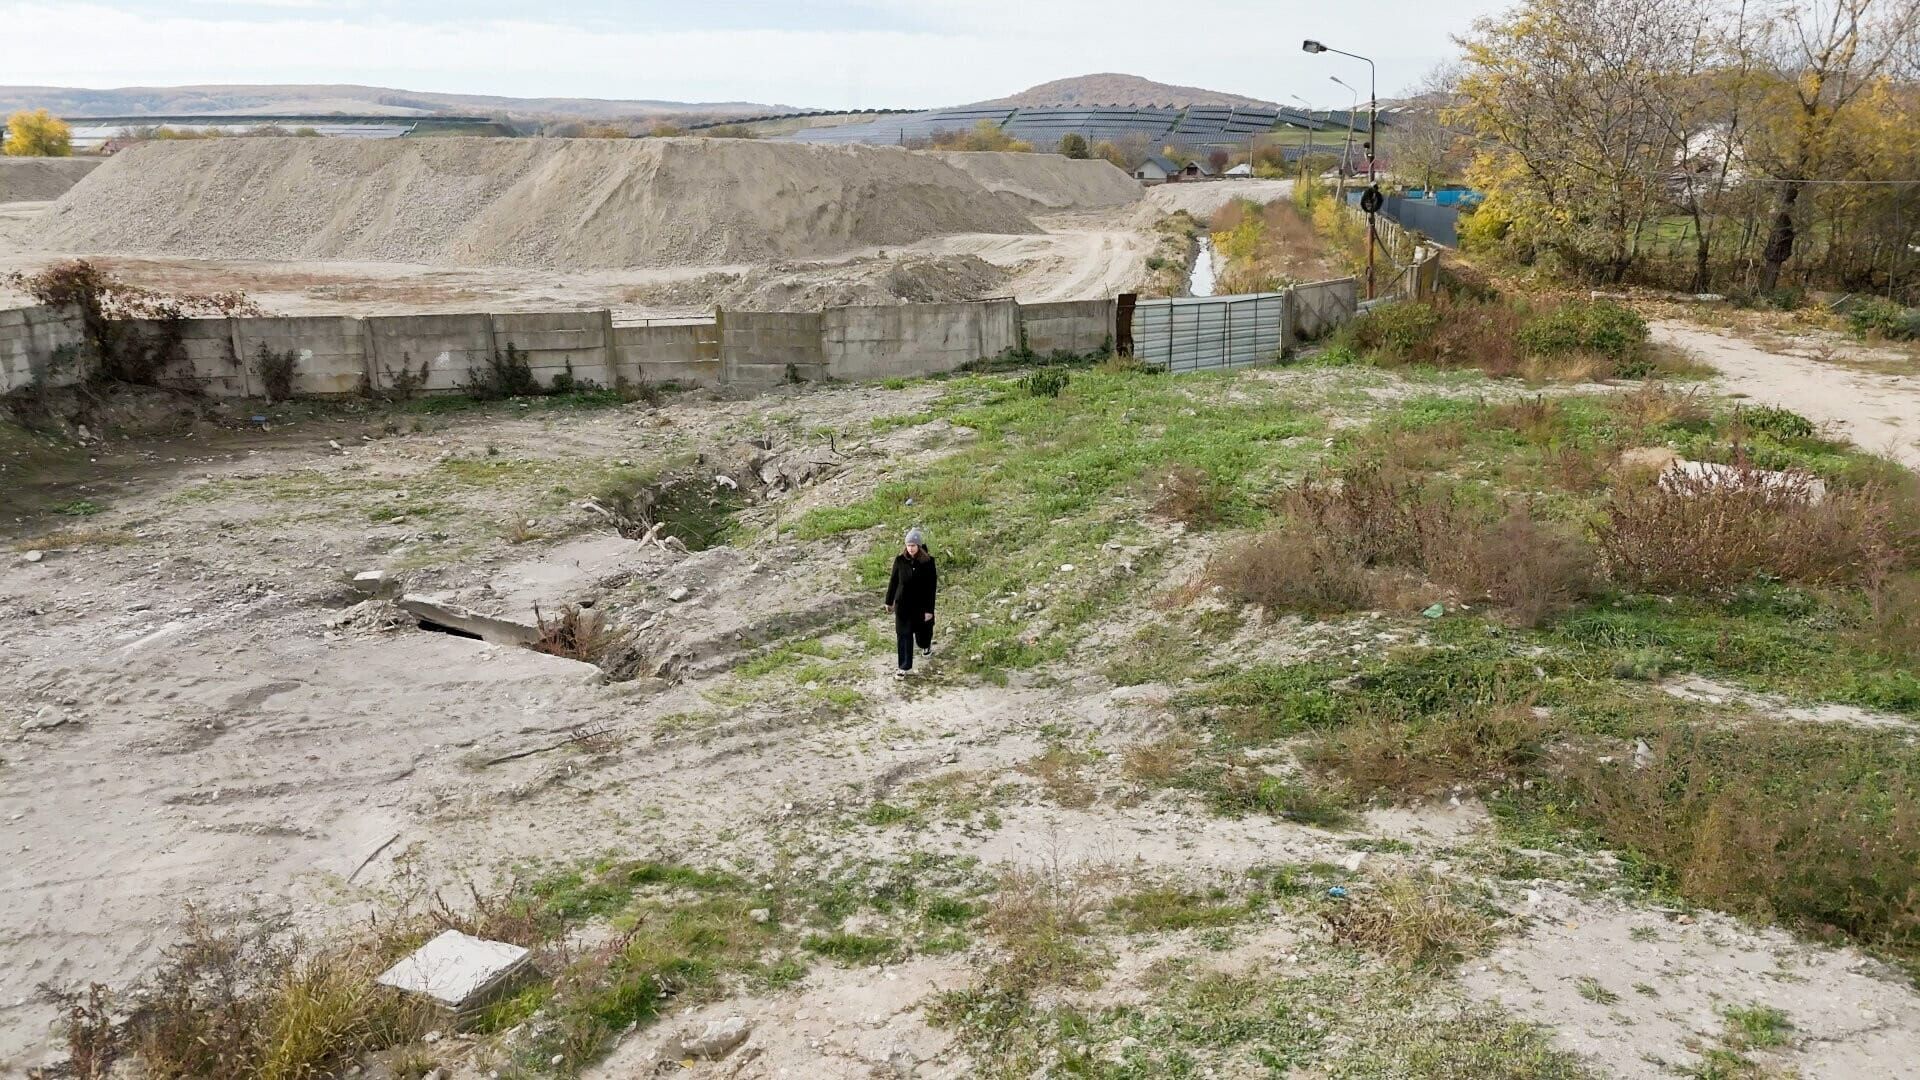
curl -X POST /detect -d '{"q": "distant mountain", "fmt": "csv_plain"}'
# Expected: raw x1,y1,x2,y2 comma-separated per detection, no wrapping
971,74,1279,110
0,84,792,122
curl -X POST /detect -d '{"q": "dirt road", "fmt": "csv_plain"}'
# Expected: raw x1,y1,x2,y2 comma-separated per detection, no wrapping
1656,320,1920,468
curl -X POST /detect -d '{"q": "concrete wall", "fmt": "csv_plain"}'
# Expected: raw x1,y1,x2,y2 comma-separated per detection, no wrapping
491,310,612,389
613,321,722,389
0,305,86,395
1289,278,1359,342
822,300,1019,380
364,314,493,393
721,309,825,388
237,316,369,396
1018,299,1114,356
2,289,1370,400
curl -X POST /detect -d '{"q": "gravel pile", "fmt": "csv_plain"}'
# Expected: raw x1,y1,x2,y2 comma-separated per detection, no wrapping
929,151,1143,212
0,158,100,203
32,138,1040,269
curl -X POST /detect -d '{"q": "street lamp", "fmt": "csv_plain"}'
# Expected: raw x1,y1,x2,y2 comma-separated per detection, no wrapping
1330,77,1359,179
1289,94,1317,182
1304,39,1381,299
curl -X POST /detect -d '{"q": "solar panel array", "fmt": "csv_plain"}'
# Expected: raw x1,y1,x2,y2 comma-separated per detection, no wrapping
782,107,1015,145
999,106,1181,146
777,103,1377,150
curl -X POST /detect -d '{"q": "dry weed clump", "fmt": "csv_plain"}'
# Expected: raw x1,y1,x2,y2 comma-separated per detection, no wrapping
1608,382,1710,435
1148,462,1225,527
1423,509,1599,629
979,864,1110,992
1863,575,1920,666
1208,525,1379,615
533,603,644,679
1596,466,1917,594
1304,701,1547,800
1322,871,1502,968
1121,734,1200,787
1564,723,1920,960
1212,463,1597,627
119,911,429,1080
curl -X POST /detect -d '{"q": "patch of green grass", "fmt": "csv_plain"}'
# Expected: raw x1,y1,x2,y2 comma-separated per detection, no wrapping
1575,976,1621,1005
785,367,1325,676
1327,1006,1595,1079
1721,1003,1792,1050
1556,592,1920,715
55,499,104,517
1110,886,1255,933
802,930,899,965
1103,622,1208,686
863,802,921,828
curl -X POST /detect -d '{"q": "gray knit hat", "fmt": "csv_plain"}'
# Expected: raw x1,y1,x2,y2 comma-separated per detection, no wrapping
905,526,925,546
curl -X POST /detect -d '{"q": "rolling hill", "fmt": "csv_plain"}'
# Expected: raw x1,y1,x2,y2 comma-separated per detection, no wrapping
0,84,790,122
971,73,1280,109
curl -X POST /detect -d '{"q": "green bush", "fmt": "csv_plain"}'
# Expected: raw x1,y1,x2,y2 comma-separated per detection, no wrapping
1738,405,1816,441
1019,369,1070,398
1344,301,1443,361
1847,297,1920,341
1517,300,1648,363
465,344,541,399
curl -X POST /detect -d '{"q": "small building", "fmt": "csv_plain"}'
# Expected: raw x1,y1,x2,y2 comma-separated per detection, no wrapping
1224,162,1253,178
1133,155,1179,184
1178,159,1213,179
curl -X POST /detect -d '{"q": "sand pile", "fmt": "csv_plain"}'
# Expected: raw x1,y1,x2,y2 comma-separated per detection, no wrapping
929,151,1141,212
0,158,101,203
624,254,1008,313
33,138,1039,269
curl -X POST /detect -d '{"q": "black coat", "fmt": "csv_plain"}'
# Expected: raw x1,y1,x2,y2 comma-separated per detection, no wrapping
885,552,938,620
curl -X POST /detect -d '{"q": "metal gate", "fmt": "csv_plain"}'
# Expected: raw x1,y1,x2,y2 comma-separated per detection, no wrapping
1132,292,1288,374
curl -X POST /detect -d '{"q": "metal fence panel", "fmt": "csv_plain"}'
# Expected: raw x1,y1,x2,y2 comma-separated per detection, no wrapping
1133,292,1288,374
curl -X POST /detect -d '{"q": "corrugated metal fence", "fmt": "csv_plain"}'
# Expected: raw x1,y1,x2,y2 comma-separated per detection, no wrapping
1132,292,1288,374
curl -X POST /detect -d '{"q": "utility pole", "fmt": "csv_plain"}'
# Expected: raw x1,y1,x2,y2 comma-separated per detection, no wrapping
1307,40,1381,300
1290,94,1317,185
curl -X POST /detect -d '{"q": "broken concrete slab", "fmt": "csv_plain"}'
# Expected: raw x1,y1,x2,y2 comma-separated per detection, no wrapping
375,929,536,1024
669,1015,751,1060
399,594,539,646
350,569,395,598
20,550,45,563
1659,459,1827,502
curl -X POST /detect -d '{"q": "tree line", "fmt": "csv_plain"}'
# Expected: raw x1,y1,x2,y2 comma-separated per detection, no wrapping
1447,0,1920,301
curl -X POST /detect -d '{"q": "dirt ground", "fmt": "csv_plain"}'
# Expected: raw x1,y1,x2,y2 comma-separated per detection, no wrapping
1655,320,1920,469
4,352,1918,1078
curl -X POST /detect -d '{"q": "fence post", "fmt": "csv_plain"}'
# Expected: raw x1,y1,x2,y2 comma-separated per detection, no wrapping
228,318,252,398
359,317,381,394
600,308,619,385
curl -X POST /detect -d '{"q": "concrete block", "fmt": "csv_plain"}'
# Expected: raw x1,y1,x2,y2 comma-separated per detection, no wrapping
376,930,535,1022
399,593,540,646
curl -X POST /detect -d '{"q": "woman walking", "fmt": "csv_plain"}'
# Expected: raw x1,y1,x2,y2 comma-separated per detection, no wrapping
884,527,938,677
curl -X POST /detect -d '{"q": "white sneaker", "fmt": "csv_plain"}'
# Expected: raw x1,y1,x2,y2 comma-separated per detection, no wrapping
920,647,932,657
894,669,909,679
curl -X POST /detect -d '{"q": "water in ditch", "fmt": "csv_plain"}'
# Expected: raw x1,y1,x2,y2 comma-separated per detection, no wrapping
1189,235,1218,297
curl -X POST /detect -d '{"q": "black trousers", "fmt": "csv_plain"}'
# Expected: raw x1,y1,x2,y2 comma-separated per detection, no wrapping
896,614,933,670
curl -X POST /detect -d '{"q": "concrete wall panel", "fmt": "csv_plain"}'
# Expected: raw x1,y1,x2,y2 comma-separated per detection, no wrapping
1019,299,1114,356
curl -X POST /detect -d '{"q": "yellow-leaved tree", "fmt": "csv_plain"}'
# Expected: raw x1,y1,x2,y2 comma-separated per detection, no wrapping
1448,0,1718,281
4,108,72,157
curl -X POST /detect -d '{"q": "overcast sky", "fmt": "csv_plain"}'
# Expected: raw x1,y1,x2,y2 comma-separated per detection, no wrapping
0,1,1509,108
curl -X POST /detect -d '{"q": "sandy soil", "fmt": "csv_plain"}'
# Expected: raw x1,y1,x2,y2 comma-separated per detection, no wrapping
0,206,1176,320
1656,320,1920,469
4,363,1917,1078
